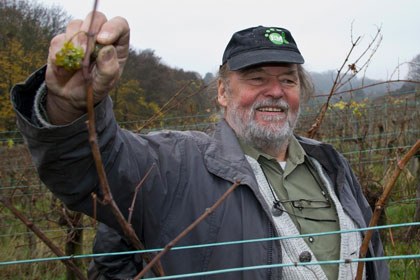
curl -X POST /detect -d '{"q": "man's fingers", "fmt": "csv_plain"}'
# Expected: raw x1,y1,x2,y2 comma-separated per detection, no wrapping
80,11,108,35
65,19,83,41
91,45,120,101
97,16,130,69
47,34,74,83
48,34,65,64
45,11,129,106
97,16,130,46
75,12,108,51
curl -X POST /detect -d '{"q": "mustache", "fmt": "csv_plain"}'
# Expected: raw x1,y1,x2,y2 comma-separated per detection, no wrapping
251,99,290,111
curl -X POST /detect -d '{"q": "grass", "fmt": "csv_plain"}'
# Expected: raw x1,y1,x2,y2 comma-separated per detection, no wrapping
385,203,420,279
0,212,96,279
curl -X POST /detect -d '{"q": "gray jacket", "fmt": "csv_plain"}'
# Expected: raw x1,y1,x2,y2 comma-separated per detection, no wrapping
12,67,389,279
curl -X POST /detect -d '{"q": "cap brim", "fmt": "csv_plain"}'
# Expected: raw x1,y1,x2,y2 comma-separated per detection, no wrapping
227,49,304,70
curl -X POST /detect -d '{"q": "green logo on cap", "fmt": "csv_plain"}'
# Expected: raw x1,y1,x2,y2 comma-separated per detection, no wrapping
265,28,289,45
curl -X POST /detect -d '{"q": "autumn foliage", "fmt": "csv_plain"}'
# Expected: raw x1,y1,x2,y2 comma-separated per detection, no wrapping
0,0,213,133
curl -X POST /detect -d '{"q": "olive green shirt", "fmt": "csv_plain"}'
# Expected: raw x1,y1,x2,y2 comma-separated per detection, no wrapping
240,136,340,280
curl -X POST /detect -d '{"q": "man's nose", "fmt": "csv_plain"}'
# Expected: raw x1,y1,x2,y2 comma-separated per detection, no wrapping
264,78,284,98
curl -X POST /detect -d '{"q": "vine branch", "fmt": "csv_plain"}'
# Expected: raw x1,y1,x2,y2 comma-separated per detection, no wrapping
135,80,212,133
307,35,361,139
307,25,383,139
311,79,420,98
80,0,164,276
128,163,156,225
0,194,87,280
355,139,420,279
134,180,242,279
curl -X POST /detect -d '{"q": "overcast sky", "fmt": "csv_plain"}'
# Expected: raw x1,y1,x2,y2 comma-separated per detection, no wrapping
38,0,419,80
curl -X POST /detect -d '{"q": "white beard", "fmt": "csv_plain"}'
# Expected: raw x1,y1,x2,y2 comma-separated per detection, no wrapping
225,98,300,157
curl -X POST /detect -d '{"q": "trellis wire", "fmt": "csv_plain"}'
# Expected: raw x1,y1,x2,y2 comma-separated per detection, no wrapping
1,222,418,266
145,255,420,279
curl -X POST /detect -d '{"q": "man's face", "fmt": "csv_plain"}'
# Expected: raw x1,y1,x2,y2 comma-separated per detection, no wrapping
218,64,301,155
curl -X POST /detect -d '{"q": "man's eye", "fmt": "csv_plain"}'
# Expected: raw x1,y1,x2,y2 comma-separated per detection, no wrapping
247,77,265,84
282,79,297,85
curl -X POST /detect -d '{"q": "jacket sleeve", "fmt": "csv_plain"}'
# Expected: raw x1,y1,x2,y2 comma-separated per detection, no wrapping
11,67,184,244
88,223,142,279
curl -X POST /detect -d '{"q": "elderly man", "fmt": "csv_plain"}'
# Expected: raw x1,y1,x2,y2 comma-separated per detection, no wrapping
11,12,388,279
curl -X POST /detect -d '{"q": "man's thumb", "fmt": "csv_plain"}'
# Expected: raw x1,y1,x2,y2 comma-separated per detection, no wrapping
92,45,119,102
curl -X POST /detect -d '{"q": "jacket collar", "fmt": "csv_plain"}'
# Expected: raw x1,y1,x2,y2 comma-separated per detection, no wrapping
204,119,257,187
296,135,345,196
204,120,282,230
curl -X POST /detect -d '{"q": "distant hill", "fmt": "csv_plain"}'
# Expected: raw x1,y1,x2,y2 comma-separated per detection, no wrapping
310,70,404,102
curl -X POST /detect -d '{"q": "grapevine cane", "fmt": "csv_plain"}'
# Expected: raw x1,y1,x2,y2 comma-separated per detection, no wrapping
355,139,420,280
135,80,212,133
307,36,361,139
54,0,164,276
0,194,87,280
134,180,241,279
84,10,165,279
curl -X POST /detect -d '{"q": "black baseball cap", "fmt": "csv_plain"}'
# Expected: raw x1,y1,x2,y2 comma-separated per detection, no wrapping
222,26,304,70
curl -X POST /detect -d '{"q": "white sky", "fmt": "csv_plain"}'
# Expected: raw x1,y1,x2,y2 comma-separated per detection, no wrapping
38,0,419,80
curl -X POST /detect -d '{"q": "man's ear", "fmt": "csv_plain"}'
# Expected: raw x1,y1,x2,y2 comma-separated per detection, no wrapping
217,79,228,108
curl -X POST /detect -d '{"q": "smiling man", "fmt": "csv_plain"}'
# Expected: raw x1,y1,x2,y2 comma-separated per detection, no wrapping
219,64,301,161
11,13,388,279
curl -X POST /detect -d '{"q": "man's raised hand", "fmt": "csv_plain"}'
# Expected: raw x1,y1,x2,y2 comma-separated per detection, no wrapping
45,12,130,125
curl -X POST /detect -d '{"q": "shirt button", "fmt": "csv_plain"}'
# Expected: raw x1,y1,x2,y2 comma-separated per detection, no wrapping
308,236,314,243
271,205,283,217
299,251,312,262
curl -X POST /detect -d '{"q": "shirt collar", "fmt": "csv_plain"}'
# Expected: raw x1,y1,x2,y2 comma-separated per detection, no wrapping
238,135,307,165
288,135,306,166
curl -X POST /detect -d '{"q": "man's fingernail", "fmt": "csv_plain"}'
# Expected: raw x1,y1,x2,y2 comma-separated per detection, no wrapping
101,47,114,62
98,31,110,41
